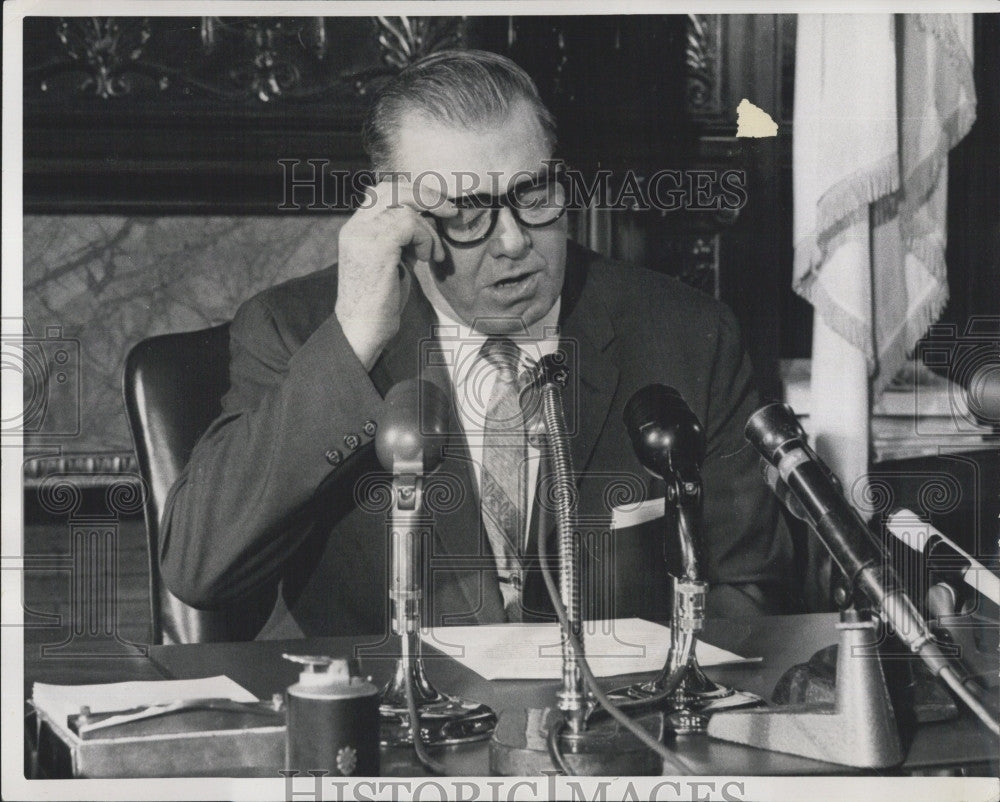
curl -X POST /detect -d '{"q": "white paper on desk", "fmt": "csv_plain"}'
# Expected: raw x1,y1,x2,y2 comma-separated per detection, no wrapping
421,618,758,681
611,497,664,530
32,675,257,728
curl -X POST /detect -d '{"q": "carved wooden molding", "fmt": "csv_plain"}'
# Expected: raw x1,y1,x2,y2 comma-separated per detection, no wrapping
26,16,466,103
685,14,721,118
373,16,465,71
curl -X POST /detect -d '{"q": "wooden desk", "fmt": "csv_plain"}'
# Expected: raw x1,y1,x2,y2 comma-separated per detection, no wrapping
142,613,998,777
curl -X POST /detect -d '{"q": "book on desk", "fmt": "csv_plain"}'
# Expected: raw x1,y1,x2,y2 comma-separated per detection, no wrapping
30,676,285,778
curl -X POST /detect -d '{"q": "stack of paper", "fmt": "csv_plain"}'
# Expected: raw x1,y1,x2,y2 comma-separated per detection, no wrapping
421,618,757,680
781,358,991,462
32,676,257,729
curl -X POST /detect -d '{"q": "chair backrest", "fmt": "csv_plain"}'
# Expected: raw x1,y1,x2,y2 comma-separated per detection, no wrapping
123,324,270,644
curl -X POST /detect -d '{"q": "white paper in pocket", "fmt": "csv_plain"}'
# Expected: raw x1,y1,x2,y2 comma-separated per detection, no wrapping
610,497,665,530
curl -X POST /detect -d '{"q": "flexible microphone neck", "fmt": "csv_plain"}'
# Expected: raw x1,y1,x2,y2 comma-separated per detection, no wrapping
519,353,586,733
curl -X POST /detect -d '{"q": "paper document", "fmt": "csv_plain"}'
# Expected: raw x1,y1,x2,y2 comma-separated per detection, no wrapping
421,618,758,680
32,675,257,728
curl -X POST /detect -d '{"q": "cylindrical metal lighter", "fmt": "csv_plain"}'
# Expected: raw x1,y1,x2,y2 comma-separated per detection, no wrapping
284,653,380,777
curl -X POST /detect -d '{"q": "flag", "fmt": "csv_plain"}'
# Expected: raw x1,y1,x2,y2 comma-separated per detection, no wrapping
792,13,977,500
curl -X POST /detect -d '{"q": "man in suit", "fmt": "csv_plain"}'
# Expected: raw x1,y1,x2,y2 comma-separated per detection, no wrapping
160,50,795,639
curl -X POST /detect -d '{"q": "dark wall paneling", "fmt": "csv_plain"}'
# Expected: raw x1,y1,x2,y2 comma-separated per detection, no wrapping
24,16,697,214
23,16,481,214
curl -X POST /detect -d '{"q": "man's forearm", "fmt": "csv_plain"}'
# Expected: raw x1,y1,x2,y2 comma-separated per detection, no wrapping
158,300,384,608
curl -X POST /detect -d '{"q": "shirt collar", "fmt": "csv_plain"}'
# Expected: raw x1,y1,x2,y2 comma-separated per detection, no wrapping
412,262,561,385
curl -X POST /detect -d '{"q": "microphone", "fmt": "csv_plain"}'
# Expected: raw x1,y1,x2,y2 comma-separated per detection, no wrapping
519,352,585,731
759,460,810,523
745,403,950,672
710,402,1000,755
492,365,670,774
615,385,735,727
624,384,705,579
886,509,1000,607
624,384,705,483
372,377,497,750
375,378,448,475
737,402,1000,743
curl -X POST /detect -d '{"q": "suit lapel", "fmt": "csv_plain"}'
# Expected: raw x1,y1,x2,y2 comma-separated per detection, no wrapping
559,243,620,482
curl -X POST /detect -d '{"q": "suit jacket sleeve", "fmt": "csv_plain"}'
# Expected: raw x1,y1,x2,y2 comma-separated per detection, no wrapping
699,304,795,614
159,294,384,608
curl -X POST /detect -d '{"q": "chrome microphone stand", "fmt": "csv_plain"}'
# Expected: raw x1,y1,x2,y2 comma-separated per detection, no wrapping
610,385,737,733
620,477,735,733
375,379,496,747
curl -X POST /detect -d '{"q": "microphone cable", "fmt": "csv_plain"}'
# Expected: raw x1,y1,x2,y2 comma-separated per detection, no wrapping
532,389,693,773
536,524,693,774
935,666,999,736
402,663,449,776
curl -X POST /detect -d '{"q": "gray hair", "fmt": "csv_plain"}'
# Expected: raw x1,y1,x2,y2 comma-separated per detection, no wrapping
362,49,557,171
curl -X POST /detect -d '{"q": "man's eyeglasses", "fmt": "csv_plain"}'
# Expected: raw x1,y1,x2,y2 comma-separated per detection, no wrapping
430,168,569,248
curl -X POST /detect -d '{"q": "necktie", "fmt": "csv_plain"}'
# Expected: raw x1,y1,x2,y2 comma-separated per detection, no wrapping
479,337,529,622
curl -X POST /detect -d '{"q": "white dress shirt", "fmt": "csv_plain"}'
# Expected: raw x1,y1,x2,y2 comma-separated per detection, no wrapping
414,264,560,549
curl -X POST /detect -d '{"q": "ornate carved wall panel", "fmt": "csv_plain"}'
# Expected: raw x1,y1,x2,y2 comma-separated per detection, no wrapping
23,16,475,212
24,15,700,212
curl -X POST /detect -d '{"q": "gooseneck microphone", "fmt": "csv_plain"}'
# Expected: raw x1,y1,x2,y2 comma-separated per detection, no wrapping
491,360,671,775
744,403,999,736
517,353,585,732
373,378,497,756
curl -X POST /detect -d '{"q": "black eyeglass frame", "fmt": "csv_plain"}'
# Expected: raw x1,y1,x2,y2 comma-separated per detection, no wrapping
427,166,569,249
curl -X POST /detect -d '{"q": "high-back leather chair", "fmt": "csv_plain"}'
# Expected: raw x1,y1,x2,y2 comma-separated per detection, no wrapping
123,324,272,644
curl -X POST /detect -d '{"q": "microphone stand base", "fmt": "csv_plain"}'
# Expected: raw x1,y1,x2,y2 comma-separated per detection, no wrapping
489,707,665,776
380,697,497,747
606,657,752,735
678,658,735,700
707,617,906,768
380,655,496,747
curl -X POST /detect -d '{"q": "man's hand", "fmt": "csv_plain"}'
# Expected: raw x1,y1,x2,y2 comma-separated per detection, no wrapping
335,178,456,370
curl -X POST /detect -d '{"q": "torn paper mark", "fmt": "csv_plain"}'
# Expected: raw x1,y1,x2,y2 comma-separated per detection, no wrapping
736,99,778,138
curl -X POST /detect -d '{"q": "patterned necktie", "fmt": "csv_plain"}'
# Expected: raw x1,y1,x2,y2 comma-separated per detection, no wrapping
479,336,529,623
